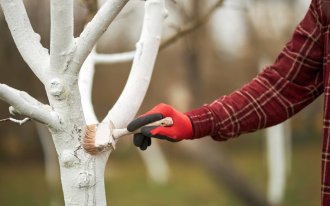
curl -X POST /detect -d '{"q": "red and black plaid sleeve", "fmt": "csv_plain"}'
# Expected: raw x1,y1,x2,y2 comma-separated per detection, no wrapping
186,0,324,140
186,1,330,205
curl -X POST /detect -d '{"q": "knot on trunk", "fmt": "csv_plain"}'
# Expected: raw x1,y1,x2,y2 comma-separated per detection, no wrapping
60,150,77,168
78,171,95,188
49,78,67,100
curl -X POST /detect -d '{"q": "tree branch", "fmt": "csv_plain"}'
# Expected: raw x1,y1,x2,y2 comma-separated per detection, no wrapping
69,0,129,75
79,49,137,125
0,84,61,129
160,0,224,50
104,0,166,128
0,0,49,83
94,50,135,64
0,117,30,125
79,49,99,124
50,0,74,74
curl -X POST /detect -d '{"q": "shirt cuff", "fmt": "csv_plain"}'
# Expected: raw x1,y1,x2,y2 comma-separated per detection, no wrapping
185,106,216,139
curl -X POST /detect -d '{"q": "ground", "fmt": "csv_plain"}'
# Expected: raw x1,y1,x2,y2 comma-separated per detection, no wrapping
0,134,321,206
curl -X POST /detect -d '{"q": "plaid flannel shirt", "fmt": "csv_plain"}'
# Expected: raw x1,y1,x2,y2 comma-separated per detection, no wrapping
185,0,330,204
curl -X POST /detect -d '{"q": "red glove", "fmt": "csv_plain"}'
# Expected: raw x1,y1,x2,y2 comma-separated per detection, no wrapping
127,103,193,150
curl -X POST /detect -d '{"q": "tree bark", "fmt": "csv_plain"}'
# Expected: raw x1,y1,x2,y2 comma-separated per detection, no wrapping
0,0,167,205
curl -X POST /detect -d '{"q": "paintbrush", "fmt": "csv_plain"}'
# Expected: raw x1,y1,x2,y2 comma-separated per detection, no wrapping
82,117,173,154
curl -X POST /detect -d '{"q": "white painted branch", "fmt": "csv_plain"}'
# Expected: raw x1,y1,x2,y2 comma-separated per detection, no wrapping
0,0,49,82
50,0,74,73
70,0,129,75
79,49,134,125
105,0,167,128
79,49,136,125
80,47,137,124
94,50,135,64
0,84,60,129
0,117,30,125
79,49,98,125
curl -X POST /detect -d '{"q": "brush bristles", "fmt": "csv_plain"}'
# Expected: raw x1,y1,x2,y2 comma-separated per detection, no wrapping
83,124,102,155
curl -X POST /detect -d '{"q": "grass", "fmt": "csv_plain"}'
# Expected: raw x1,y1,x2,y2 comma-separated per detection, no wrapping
0,138,321,206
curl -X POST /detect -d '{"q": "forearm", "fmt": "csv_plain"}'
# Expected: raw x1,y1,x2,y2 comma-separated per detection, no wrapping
186,65,323,140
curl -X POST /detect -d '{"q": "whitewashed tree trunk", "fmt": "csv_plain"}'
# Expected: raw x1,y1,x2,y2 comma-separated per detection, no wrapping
265,124,288,204
36,123,61,206
0,0,166,205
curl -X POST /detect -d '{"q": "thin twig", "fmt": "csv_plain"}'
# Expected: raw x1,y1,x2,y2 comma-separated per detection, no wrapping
160,0,225,50
0,117,31,125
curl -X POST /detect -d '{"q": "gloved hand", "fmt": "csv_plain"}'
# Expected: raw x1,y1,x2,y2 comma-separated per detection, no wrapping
127,103,193,150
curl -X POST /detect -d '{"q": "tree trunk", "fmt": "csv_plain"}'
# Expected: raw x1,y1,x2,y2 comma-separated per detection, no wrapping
36,123,61,206
46,79,110,205
0,0,166,205
57,154,108,205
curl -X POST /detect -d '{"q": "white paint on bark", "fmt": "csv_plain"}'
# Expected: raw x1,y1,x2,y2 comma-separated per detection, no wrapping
70,0,130,75
266,124,287,205
79,49,99,125
50,0,74,74
0,84,60,128
105,0,167,128
94,51,135,64
0,0,167,205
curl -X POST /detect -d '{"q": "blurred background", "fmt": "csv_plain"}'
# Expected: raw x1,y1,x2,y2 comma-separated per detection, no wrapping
0,0,322,205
